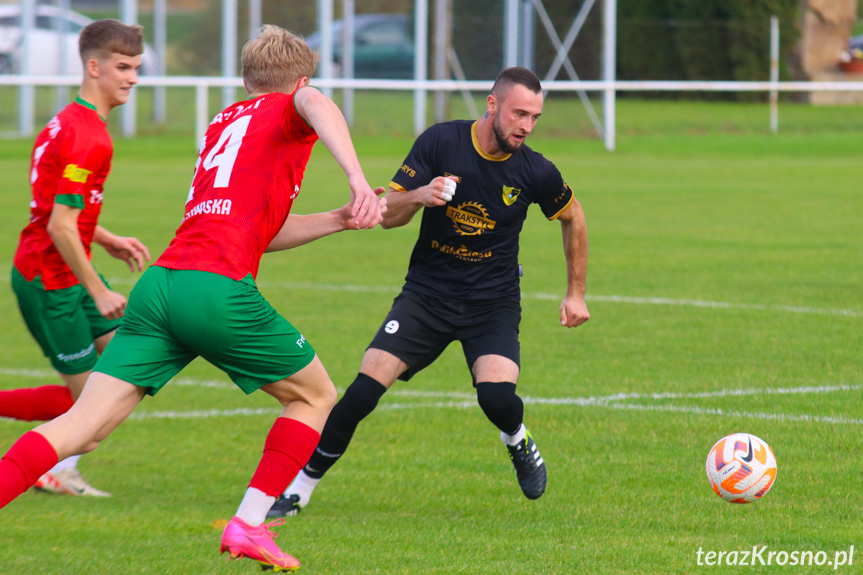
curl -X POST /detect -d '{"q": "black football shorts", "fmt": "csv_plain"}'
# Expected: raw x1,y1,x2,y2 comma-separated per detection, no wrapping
367,288,521,382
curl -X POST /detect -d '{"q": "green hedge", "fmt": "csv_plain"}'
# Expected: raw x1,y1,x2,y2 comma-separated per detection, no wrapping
617,0,800,99
170,0,801,101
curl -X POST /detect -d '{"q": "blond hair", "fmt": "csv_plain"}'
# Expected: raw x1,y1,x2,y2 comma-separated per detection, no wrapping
79,19,143,63
242,25,320,94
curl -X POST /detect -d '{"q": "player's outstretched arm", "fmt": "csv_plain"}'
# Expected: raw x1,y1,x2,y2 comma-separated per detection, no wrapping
93,226,151,272
557,197,590,328
47,205,127,320
293,86,382,229
266,188,388,252
382,176,457,229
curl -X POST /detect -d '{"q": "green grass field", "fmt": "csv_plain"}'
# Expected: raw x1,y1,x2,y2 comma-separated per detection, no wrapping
0,99,861,574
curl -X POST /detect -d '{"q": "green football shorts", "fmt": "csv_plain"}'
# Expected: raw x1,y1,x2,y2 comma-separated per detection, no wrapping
11,266,121,375
95,266,316,396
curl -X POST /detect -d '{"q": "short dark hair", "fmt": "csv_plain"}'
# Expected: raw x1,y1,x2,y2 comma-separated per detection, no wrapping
79,19,144,62
490,67,542,97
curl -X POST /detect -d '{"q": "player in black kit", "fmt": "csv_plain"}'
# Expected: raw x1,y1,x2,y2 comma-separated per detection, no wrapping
269,67,590,515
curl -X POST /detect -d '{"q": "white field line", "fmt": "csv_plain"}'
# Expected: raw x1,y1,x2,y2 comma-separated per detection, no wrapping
525,384,862,405
0,369,477,397
601,402,863,426
85,276,863,319
384,399,863,427
257,281,863,319
0,271,858,317
2,367,857,425
552,294,862,318
126,394,863,425
127,407,276,420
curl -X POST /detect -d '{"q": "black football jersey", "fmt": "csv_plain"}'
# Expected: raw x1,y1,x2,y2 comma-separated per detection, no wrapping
389,120,573,302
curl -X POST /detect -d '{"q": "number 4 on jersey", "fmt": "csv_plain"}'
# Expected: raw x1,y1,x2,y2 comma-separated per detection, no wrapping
187,115,252,203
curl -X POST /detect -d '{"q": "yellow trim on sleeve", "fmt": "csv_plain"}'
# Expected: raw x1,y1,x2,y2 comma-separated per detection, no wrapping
389,181,408,192
547,194,574,221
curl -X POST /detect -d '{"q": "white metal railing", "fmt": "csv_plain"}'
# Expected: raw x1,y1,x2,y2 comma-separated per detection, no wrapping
3,75,863,147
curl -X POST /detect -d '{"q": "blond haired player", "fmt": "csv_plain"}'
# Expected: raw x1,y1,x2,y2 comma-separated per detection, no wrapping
0,25,384,572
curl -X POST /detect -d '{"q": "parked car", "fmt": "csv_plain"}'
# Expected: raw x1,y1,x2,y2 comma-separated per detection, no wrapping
0,4,156,75
304,13,414,79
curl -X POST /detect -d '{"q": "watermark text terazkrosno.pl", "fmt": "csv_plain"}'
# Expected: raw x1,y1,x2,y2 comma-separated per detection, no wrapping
696,546,854,569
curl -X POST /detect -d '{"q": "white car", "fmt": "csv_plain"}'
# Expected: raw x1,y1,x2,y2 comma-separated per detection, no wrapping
0,4,156,75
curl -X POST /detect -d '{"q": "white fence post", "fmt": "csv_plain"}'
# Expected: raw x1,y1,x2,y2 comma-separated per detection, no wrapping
504,0,519,69
342,0,355,126
221,0,237,110
602,0,617,152
120,0,139,138
770,16,780,134
195,83,209,145
414,0,429,136
55,0,71,113
316,0,334,99
154,0,168,125
18,0,35,137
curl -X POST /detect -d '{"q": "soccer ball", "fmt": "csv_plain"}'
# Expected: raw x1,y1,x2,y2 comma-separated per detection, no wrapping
705,433,777,503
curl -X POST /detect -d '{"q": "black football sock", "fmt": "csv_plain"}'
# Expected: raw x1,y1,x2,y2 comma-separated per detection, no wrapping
303,373,387,479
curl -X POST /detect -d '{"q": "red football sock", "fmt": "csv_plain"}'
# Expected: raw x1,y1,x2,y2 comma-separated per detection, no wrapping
0,385,74,421
249,418,320,497
0,431,59,508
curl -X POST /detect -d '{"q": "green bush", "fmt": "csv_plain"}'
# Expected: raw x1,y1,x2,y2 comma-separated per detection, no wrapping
726,0,799,83
617,0,687,82
617,0,800,99
167,0,800,99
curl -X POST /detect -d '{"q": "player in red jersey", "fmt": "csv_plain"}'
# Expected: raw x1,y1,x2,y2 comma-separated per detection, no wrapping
0,19,150,497
0,24,383,572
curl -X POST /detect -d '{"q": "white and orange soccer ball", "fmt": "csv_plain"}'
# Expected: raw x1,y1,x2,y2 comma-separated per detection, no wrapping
705,433,777,503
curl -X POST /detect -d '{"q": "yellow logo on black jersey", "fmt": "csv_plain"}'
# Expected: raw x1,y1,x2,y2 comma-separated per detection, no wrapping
443,172,462,183
502,185,521,206
556,181,573,203
431,240,491,262
446,201,496,236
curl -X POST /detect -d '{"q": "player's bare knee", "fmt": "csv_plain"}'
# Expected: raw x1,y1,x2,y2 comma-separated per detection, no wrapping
78,439,101,454
284,377,337,412
49,430,100,457
74,425,112,454
315,379,338,412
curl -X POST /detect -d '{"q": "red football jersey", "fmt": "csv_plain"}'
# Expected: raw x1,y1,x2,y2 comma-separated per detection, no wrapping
14,98,112,290
155,92,318,280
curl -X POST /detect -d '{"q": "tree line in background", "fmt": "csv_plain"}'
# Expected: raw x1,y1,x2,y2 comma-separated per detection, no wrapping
617,0,801,85
170,0,801,99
